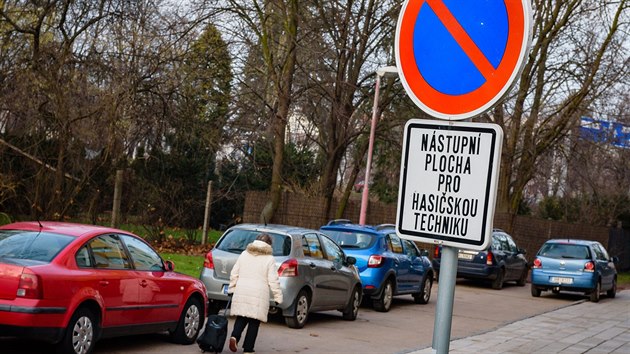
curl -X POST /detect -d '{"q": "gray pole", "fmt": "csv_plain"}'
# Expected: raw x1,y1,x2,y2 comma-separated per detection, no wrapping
111,169,124,228
432,245,458,353
201,181,212,245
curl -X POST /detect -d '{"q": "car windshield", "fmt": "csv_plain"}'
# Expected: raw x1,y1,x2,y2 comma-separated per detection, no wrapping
0,230,74,262
538,243,591,259
321,230,376,250
216,229,291,256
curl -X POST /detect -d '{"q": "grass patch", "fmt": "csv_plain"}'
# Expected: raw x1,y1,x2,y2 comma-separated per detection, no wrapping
618,271,630,287
161,253,205,278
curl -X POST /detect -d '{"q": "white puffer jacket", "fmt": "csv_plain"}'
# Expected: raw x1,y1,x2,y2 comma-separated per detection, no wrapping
228,240,283,322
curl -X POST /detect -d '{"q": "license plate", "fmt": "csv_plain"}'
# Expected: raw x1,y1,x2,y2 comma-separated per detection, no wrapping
550,277,573,284
458,253,473,260
222,284,229,294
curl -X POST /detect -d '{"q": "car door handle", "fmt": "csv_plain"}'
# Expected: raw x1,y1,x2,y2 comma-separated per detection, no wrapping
99,280,109,287
309,263,317,268
140,280,148,287
330,266,337,271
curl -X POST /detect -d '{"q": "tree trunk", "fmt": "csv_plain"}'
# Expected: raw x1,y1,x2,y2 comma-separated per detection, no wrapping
336,139,369,219
260,0,299,223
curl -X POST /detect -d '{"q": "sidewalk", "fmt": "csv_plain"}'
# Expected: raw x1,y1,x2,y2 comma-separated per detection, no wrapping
408,289,630,354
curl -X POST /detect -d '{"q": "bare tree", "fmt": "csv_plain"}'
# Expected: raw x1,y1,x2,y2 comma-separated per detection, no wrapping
214,0,299,223
488,0,629,223
0,0,118,218
0,0,226,220
294,0,400,218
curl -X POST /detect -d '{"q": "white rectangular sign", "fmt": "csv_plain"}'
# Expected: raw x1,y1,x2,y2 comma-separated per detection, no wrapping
396,119,503,250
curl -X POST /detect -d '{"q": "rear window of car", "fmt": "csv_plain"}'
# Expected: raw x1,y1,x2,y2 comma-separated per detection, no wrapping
216,229,291,256
0,230,74,262
538,243,592,259
320,230,376,250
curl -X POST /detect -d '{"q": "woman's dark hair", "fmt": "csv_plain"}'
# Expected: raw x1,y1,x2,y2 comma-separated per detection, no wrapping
256,233,273,246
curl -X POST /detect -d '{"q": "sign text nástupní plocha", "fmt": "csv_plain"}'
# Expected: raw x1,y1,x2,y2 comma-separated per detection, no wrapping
411,132,482,237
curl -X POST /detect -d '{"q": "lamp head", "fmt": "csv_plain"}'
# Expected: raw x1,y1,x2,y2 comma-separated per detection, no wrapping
376,66,398,77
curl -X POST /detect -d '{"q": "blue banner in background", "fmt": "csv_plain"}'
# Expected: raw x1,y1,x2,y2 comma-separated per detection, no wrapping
580,117,630,149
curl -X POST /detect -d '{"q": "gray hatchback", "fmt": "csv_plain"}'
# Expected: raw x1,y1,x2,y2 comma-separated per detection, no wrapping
199,223,362,329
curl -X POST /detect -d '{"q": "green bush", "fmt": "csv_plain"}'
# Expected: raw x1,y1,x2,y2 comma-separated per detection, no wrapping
0,212,11,225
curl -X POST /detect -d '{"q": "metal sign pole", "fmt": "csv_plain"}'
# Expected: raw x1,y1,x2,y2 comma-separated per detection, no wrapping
432,245,458,353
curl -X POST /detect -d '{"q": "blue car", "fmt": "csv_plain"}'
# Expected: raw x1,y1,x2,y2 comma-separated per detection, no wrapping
320,220,434,312
530,239,618,302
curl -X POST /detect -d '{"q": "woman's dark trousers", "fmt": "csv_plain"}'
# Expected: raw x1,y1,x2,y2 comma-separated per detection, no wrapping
231,315,261,352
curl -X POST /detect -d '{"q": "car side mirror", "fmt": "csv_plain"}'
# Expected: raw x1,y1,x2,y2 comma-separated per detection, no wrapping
611,256,619,264
420,249,429,257
518,248,526,255
345,256,357,266
164,260,175,272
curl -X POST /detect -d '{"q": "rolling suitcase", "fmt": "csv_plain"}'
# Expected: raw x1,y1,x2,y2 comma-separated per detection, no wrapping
197,298,231,353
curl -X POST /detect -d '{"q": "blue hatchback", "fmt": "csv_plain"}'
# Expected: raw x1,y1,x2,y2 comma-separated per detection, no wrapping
320,220,434,312
530,239,618,302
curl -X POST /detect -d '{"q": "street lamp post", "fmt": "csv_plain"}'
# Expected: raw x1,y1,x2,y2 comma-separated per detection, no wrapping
359,66,398,225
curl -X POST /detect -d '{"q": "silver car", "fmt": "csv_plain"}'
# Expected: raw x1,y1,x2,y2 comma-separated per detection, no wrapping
200,223,362,329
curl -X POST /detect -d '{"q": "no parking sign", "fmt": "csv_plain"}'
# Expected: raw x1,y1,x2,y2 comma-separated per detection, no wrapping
395,0,532,120
394,2,532,352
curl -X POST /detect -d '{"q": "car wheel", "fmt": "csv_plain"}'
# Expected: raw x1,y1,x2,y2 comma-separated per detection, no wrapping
57,307,97,354
413,276,432,304
342,287,361,321
492,268,505,290
516,267,528,286
589,281,601,302
530,284,541,297
607,278,617,298
285,290,309,329
373,280,393,312
170,297,203,344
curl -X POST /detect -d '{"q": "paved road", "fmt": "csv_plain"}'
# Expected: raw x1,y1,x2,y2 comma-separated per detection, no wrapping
3,281,625,353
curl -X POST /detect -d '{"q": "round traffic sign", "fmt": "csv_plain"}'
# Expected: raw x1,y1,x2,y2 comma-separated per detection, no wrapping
395,0,531,120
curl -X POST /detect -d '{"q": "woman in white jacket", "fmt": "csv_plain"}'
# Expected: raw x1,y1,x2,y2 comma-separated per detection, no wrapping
228,233,283,353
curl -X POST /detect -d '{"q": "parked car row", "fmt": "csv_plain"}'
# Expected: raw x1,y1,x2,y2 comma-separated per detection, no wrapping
0,220,620,354
431,229,619,303
199,219,436,331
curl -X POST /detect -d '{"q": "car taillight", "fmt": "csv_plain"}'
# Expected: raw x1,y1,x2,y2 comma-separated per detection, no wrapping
368,255,384,268
486,251,494,266
278,258,299,277
17,270,41,299
434,246,440,259
532,258,542,269
584,261,595,272
203,252,214,269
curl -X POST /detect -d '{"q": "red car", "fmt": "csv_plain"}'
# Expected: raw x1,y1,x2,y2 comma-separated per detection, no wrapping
0,222,207,354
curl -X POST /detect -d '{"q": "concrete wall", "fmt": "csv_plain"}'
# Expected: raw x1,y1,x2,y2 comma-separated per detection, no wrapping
243,191,624,265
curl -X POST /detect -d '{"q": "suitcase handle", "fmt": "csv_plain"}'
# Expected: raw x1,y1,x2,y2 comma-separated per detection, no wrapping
224,296,232,311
